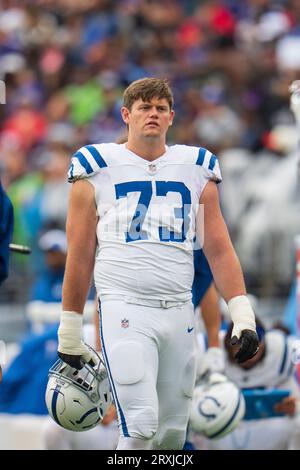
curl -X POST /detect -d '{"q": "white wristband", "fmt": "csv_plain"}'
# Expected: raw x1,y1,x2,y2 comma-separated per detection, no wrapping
58,310,84,355
228,295,256,339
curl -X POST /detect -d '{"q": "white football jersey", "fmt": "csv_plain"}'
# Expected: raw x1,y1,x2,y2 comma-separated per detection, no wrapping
193,330,300,450
68,143,221,300
196,329,297,389
223,330,297,389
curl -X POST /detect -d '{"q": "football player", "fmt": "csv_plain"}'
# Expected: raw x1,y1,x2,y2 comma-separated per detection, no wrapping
57,77,259,450
192,318,300,450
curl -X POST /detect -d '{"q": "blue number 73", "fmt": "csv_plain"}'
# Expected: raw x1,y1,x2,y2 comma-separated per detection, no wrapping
115,181,191,243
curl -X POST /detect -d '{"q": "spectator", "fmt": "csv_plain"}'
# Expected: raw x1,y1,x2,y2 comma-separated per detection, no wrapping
30,229,67,304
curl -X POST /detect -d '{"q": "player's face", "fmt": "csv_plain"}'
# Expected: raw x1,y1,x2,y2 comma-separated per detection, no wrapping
121,97,174,139
229,341,265,369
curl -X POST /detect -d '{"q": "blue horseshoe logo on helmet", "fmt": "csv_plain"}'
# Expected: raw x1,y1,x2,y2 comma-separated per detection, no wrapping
198,395,222,421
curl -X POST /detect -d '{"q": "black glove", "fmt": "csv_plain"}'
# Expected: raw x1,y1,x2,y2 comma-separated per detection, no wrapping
231,329,259,364
58,352,96,370
58,351,84,369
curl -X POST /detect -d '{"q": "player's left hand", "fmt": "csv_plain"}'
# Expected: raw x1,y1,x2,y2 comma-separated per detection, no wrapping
231,329,259,363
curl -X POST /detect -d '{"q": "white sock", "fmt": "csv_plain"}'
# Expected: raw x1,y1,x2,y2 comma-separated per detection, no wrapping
117,436,153,450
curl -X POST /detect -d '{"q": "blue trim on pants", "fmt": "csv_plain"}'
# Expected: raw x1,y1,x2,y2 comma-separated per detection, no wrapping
98,302,130,437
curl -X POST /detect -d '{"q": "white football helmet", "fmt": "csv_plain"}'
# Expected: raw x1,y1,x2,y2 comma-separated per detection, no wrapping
189,373,245,439
45,346,112,432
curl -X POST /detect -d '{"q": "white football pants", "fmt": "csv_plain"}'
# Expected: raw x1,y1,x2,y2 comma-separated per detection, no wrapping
98,297,197,450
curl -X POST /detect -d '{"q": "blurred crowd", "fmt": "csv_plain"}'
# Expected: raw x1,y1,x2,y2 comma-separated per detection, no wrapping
1,0,300,302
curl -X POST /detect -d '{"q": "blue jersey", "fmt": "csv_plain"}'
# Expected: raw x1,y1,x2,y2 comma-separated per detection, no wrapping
0,325,58,415
0,181,14,285
30,268,96,303
30,268,65,303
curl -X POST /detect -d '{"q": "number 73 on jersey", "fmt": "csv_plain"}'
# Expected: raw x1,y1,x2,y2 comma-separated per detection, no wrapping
114,180,196,244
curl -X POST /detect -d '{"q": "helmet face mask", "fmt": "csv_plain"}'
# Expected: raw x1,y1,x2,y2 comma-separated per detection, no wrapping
189,373,245,440
45,346,112,432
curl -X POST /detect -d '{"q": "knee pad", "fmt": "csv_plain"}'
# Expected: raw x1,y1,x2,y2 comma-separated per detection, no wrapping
109,341,158,439
129,407,158,440
109,341,145,384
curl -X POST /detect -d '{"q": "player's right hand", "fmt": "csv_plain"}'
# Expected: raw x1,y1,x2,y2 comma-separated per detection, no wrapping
231,329,259,363
58,311,96,369
228,295,259,364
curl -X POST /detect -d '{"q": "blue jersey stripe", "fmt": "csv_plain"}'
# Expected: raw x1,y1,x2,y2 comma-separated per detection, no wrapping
279,335,288,374
98,302,130,437
74,151,93,174
208,154,217,171
196,147,206,166
86,145,107,168
69,162,74,180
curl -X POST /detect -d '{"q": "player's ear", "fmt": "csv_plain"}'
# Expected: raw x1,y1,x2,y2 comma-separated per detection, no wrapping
169,109,175,126
121,107,130,125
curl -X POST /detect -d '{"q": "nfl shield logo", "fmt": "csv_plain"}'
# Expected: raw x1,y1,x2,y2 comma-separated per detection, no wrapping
121,318,129,328
148,164,157,174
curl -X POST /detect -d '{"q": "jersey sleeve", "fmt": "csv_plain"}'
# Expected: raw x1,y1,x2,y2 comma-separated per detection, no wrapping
68,144,108,182
192,249,213,308
196,147,222,184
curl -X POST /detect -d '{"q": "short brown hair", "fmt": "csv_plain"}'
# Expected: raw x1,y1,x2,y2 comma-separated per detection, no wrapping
123,77,174,111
